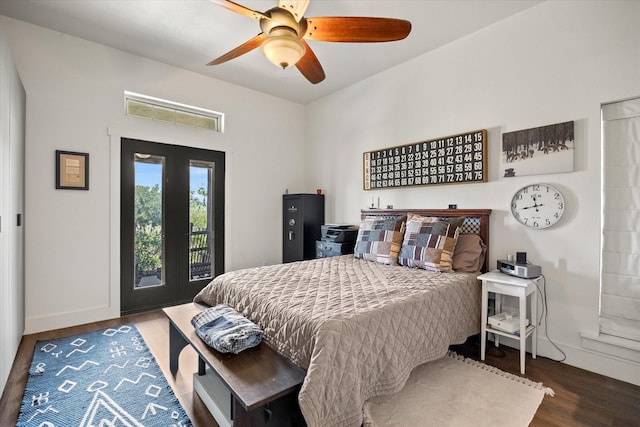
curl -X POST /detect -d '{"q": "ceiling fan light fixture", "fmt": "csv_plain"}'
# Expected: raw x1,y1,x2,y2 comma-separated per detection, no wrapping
209,0,412,84
262,27,306,69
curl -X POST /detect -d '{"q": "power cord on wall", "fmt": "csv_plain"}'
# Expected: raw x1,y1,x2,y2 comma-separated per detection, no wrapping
528,268,567,362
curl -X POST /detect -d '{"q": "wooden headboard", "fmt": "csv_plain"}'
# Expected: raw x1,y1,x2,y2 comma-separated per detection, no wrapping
360,209,492,273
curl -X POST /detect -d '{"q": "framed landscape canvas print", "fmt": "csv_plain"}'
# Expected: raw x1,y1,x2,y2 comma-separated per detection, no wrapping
501,121,574,178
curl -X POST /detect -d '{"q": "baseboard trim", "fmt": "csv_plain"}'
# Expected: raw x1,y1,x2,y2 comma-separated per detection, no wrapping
24,305,119,335
491,334,640,387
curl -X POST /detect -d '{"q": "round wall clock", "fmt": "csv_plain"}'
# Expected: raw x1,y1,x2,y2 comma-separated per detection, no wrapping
511,183,565,229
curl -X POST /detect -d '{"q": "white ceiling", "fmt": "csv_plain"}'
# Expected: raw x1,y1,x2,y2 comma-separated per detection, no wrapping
0,0,542,104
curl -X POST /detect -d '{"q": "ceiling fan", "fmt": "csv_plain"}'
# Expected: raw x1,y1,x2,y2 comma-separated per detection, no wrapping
207,0,412,84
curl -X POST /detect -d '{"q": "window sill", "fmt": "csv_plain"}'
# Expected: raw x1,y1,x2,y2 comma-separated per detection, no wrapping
580,332,640,363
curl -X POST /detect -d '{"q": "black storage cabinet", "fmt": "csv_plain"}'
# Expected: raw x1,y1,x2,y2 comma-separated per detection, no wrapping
283,194,325,263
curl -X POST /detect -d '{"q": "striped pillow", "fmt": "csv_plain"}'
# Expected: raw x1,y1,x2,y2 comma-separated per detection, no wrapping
398,214,465,272
354,216,406,265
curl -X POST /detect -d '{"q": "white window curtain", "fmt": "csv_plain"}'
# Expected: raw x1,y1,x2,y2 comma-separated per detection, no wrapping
601,97,640,342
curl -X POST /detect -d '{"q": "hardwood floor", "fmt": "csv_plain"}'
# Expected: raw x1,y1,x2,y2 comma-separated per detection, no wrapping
2,310,639,426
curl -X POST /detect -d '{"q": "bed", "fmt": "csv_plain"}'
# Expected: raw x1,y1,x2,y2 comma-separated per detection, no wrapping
193,208,491,427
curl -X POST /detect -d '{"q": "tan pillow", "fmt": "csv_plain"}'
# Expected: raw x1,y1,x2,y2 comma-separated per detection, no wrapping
452,234,487,272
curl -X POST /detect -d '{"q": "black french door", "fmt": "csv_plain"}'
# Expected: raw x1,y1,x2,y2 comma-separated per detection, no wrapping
120,138,224,314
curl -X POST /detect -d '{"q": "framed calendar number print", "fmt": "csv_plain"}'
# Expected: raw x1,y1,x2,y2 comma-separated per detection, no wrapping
363,129,487,190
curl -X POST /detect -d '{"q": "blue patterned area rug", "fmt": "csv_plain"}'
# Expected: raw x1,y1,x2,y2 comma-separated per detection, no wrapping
17,323,192,426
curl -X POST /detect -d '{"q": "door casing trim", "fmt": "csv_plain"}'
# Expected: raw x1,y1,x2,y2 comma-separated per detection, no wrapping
108,126,231,317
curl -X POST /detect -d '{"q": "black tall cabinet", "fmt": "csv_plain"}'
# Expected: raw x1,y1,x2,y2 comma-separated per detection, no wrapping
283,194,325,263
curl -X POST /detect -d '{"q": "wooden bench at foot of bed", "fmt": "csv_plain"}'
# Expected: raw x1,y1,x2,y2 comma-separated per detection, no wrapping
163,303,307,427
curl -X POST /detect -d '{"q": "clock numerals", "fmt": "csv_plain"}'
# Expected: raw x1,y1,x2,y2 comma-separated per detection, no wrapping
511,183,565,229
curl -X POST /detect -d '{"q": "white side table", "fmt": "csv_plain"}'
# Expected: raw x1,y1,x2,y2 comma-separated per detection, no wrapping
478,270,540,375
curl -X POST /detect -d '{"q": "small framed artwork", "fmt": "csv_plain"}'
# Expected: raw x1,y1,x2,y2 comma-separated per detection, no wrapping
501,121,574,178
56,150,89,190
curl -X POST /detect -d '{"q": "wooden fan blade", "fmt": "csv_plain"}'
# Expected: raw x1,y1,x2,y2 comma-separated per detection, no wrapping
295,40,325,84
207,33,267,66
303,17,411,42
209,0,267,20
278,0,310,22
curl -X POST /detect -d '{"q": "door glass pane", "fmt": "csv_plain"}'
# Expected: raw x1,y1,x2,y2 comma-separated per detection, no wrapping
189,161,214,281
134,153,165,289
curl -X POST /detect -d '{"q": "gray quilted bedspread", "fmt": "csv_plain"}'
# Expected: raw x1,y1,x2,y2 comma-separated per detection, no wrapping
193,255,480,427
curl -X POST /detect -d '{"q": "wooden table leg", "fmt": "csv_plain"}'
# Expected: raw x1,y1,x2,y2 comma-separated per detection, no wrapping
169,319,188,376
519,290,526,375
481,281,488,361
198,355,206,376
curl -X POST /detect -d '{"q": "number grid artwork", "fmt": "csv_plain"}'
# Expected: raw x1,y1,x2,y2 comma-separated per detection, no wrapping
363,129,487,189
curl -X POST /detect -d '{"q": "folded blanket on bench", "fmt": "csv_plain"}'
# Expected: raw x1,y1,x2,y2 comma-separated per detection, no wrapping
191,304,263,353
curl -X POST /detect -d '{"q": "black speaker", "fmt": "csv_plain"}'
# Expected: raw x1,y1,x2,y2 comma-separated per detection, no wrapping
516,252,527,264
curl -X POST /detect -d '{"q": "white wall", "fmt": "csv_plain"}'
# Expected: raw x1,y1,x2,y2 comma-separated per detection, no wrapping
0,24,26,393
305,1,640,385
2,0,639,387
0,16,307,334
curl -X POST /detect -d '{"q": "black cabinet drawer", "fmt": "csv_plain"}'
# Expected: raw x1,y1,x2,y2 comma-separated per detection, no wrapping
316,241,355,258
